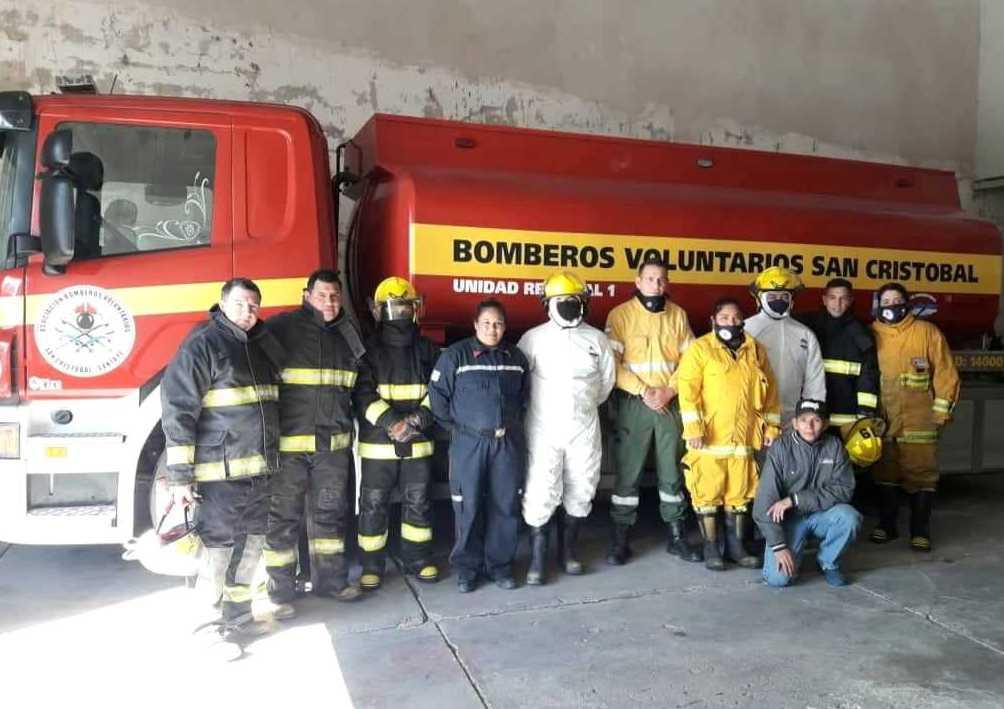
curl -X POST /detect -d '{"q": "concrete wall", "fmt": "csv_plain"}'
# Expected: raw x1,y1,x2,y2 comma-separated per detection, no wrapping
978,0,1004,181
0,0,984,185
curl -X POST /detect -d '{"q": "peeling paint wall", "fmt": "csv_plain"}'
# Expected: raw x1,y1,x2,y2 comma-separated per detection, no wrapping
0,0,987,204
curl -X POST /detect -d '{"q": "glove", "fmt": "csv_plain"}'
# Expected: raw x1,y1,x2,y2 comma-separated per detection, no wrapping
387,418,421,443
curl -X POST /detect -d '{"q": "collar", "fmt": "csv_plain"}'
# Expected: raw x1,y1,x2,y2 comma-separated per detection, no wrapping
210,305,249,342
791,428,823,448
472,337,510,357
300,301,336,328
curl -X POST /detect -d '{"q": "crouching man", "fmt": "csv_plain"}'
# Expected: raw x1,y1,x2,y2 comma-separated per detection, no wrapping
753,399,862,587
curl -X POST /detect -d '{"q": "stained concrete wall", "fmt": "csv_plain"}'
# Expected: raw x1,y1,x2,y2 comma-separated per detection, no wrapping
978,0,1004,181
0,1,984,183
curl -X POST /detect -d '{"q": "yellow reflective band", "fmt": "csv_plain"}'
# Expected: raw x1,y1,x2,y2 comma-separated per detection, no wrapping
680,410,701,424
401,523,432,543
193,454,269,481
829,413,860,425
899,373,931,390
358,532,388,552
166,445,195,466
823,359,862,376
279,435,316,453
202,385,279,407
377,383,427,401
897,430,938,444
365,400,391,425
858,392,879,408
420,395,432,410
694,445,753,457
309,537,346,555
358,441,435,460
222,584,253,603
331,432,352,450
281,368,357,387
932,398,953,414
264,548,298,567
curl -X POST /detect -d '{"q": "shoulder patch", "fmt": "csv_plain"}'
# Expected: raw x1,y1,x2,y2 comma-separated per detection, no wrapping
431,370,441,382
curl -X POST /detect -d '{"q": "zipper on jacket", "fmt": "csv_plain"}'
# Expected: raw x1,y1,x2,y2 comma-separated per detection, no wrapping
245,341,271,471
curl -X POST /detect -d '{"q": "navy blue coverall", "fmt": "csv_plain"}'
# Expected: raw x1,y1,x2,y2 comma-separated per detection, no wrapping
429,337,530,582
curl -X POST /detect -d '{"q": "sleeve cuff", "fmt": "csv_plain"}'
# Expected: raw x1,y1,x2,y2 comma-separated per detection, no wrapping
770,543,788,553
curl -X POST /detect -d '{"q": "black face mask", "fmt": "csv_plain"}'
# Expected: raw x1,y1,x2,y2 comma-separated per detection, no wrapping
715,323,745,348
556,298,584,323
878,304,909,324
636,291,666,313
767,299,790,316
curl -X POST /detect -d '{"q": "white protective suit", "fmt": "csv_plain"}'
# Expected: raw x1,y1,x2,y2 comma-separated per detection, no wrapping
518,319,616,526
745,311,826,425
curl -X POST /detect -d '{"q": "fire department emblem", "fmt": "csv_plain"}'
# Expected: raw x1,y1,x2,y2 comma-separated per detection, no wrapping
34,286,136,377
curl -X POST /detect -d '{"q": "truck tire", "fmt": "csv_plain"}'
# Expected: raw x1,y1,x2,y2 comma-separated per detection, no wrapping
148,451,172,531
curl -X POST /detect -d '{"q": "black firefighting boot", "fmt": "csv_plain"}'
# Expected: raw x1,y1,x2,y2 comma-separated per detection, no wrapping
723,511,761,569
606,523,632,566
561,514,586,575
697,511,725,571
869,484,900,544
526,522,550,585
667,519,704,562
909,491,933,552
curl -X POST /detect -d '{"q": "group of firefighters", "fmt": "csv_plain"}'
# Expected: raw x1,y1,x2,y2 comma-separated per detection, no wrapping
160,259,960,657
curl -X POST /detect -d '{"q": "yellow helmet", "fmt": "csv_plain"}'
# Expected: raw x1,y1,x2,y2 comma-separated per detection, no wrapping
372,276,421,322
374,276,418,304
750,266,803,294
542,271,589,300
843,417,885,467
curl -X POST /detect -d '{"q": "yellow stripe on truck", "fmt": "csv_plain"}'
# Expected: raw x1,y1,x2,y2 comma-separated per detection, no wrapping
410,224,1002,295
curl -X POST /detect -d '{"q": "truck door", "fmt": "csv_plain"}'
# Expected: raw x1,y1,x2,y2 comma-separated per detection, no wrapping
25,109,233,397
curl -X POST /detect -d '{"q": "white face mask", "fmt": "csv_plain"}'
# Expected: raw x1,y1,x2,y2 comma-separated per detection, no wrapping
548,296,584,328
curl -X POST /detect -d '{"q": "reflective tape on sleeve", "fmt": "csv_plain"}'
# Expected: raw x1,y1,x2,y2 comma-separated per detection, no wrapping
377,383,427,401
823,359,862,376
166,445,195,466
365,400,391,425
202,385,279,407
932,398,953,414
857,392,879,408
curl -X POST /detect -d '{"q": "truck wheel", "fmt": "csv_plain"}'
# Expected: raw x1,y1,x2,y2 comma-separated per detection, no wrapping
147,451,173,531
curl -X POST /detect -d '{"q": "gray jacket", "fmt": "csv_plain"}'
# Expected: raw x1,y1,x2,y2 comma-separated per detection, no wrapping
753,429,855,552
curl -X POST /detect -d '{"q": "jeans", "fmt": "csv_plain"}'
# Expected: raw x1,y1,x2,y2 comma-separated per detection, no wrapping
762,503,862,587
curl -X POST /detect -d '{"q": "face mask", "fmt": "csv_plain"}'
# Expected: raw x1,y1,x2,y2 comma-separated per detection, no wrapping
715,323,745,348
879,303,908,324
760,292,791,319
636,292,666,313
549,297,585,328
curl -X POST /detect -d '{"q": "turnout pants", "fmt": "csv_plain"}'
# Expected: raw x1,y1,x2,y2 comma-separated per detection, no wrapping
449,430,525,580
265,450,353,602
872,439,939,493
359,456,433,575
681,450,758,513
197,476,270,623
610,393,686,526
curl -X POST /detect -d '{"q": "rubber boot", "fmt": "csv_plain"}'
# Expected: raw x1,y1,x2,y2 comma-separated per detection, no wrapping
869,484,900,544
606,523,631,566
525,523,549,585
697,511,725,571
909,491,933,552
667,520,704,562
723,511,761,568
562,514,585,575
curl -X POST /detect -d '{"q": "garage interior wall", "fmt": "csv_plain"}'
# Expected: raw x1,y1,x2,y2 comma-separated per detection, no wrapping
1,0,1000,228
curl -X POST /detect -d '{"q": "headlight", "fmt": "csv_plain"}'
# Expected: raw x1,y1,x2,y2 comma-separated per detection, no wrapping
0,422,19,459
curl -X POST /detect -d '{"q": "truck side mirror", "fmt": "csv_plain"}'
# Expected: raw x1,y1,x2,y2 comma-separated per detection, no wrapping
38,130,76,270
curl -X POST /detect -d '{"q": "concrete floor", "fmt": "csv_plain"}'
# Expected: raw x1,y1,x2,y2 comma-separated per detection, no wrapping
2,475,1003,709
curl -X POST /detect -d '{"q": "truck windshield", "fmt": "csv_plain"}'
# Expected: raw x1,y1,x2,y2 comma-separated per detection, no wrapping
0,133,15,265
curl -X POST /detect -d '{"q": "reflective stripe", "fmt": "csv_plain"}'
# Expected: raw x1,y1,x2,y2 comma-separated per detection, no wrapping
899,373,931,389
222,584,253,603
202,385,279,407
420,395,432,410
932,398,953,414
358,532,388,552
694,505,720,514
611,494,639,507
331,432,352,450
281,368,357,387
625,361,676,374
377,383,427,400
193,454,269,482
692,444,753,457
765,413,782,425
857,392,879,408
455,365,526,374
401,523,433,543
365,400,391,425
829,413,860,425
680,410,701,424
264,548,298,567
451,494,463,503
309,537,346,555
166,445,195,466
607,339,625,354
658,491,683,503
279,435,315,453
823,359,862,376
358,441,434,460
896,430,938,444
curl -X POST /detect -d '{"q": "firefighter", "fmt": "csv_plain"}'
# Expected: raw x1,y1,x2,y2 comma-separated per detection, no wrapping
162,277,283,655
354,277,440,589
429,300,530,592
519,271,616,584
800,278,880,431
745,266,826,427
263,270,365,617
676,297,781,571
870,283,960,552
604,257,702,565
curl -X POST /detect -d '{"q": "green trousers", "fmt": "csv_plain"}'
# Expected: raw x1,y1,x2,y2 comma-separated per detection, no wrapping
610,391,687,526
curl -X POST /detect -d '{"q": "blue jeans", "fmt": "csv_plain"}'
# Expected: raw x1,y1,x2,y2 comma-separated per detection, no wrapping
762,503,862,587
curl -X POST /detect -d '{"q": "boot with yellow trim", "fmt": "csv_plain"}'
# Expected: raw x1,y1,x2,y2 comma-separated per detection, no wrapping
526,521,550,585
412,564,440,583
314,553,363,602
697,510,725,571
908,491,933,552
723,510,761,569
869,484,900,544
359,572,382,591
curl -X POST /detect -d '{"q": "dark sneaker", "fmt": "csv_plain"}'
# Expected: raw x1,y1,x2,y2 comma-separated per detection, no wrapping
457,576,478,593
822,568,849,587
494,576,517,590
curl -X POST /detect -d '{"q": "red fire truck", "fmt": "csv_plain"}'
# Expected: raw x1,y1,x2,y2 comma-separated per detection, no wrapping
0,91,999,545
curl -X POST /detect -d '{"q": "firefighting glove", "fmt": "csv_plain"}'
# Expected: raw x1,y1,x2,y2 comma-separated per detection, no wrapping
387,418,421,443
